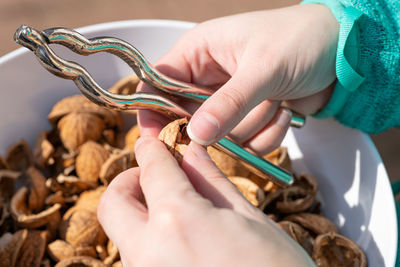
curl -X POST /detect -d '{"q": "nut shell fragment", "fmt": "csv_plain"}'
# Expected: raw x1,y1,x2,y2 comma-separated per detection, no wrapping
104,239,119,265
312,232,366,267
278,221,314,255
58,112,106,152
261,173,317,213
25,166,49,212
284,213,338,236
264,147,291,171
158,118,190,163
55,256,107,267
108,74,139,95
34,131,55,169
15,230,47,267
228,176,265,206
99,149,136,185
10,187,61,228
207,146,251,177
6,140,33,172
76,141,110,184
47,239,97,262
0,229,28,267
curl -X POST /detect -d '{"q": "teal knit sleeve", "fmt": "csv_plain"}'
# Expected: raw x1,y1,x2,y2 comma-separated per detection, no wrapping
301,0,400,134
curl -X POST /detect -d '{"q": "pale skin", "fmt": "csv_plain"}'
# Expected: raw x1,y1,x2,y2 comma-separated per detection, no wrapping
98,3,339,266
138,4,338,154
98,137,315,267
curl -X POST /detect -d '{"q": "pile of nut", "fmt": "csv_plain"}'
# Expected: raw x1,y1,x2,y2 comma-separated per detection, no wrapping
0,74,366,267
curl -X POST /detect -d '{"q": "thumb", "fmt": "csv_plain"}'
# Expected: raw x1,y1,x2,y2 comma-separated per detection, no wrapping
187,68,268,145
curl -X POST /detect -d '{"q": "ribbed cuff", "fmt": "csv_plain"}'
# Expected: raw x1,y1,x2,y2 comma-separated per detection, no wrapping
301,1,365,119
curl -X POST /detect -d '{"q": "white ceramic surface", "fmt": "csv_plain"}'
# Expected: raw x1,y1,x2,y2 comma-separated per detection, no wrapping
0,20,397,266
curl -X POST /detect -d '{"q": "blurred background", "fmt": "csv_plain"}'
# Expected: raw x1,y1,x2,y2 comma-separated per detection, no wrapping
1,0,398,181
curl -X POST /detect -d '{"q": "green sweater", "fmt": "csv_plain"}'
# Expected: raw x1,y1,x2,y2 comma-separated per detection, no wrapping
301,0,400,134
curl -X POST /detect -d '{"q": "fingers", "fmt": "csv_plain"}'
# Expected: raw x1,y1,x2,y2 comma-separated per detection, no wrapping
97,167,147,253
187,66,268,146
182,142,259,215
134,136,200,209
229,100,281,144
244,108,292,155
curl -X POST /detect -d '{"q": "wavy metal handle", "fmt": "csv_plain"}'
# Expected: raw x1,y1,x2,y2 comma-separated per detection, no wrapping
14,25,294,187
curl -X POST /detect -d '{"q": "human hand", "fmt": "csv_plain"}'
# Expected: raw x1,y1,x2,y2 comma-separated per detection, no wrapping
138,4,338,155
97,136,314,267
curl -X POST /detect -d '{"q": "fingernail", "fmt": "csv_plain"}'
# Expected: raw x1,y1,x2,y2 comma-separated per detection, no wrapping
187,112,220,145
189,141,211,160
276,108,292,127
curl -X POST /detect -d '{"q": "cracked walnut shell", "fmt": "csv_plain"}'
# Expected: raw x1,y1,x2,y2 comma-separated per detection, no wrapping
10,187,61,228
158,118,190,163
228,176,265,206
312,232,366,267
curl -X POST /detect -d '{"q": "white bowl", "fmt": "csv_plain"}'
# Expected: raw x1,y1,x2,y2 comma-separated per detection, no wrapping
0,20,397,266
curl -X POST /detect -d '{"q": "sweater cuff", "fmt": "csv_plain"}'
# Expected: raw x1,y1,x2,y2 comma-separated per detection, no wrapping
301,1,365,119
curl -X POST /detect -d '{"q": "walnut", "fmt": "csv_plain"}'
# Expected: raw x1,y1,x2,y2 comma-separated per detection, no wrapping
158,118,190,163
58,112,106,152
312,232,367,267
278,221,314,256
102,129,116,146
108,74,139,95
47,239,97,262
76,141,110,184
59,187,106,248
15,230,47,267
228,176,265,206
48,95,122,129
0,229,28,267
33,131,55,169
54,256,107,267
59,208,106,248
74,187,106,212
284,213,338,236
10,187,61,228
5,140,33,172
99,149,137,185
124,124,140,150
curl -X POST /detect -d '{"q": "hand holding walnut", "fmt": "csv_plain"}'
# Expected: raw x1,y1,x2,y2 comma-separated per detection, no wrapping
138,4,339,155
97,136,314,267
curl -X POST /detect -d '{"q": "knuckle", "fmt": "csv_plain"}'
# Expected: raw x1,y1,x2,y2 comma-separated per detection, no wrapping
218,88,248,117
151,201,185,233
